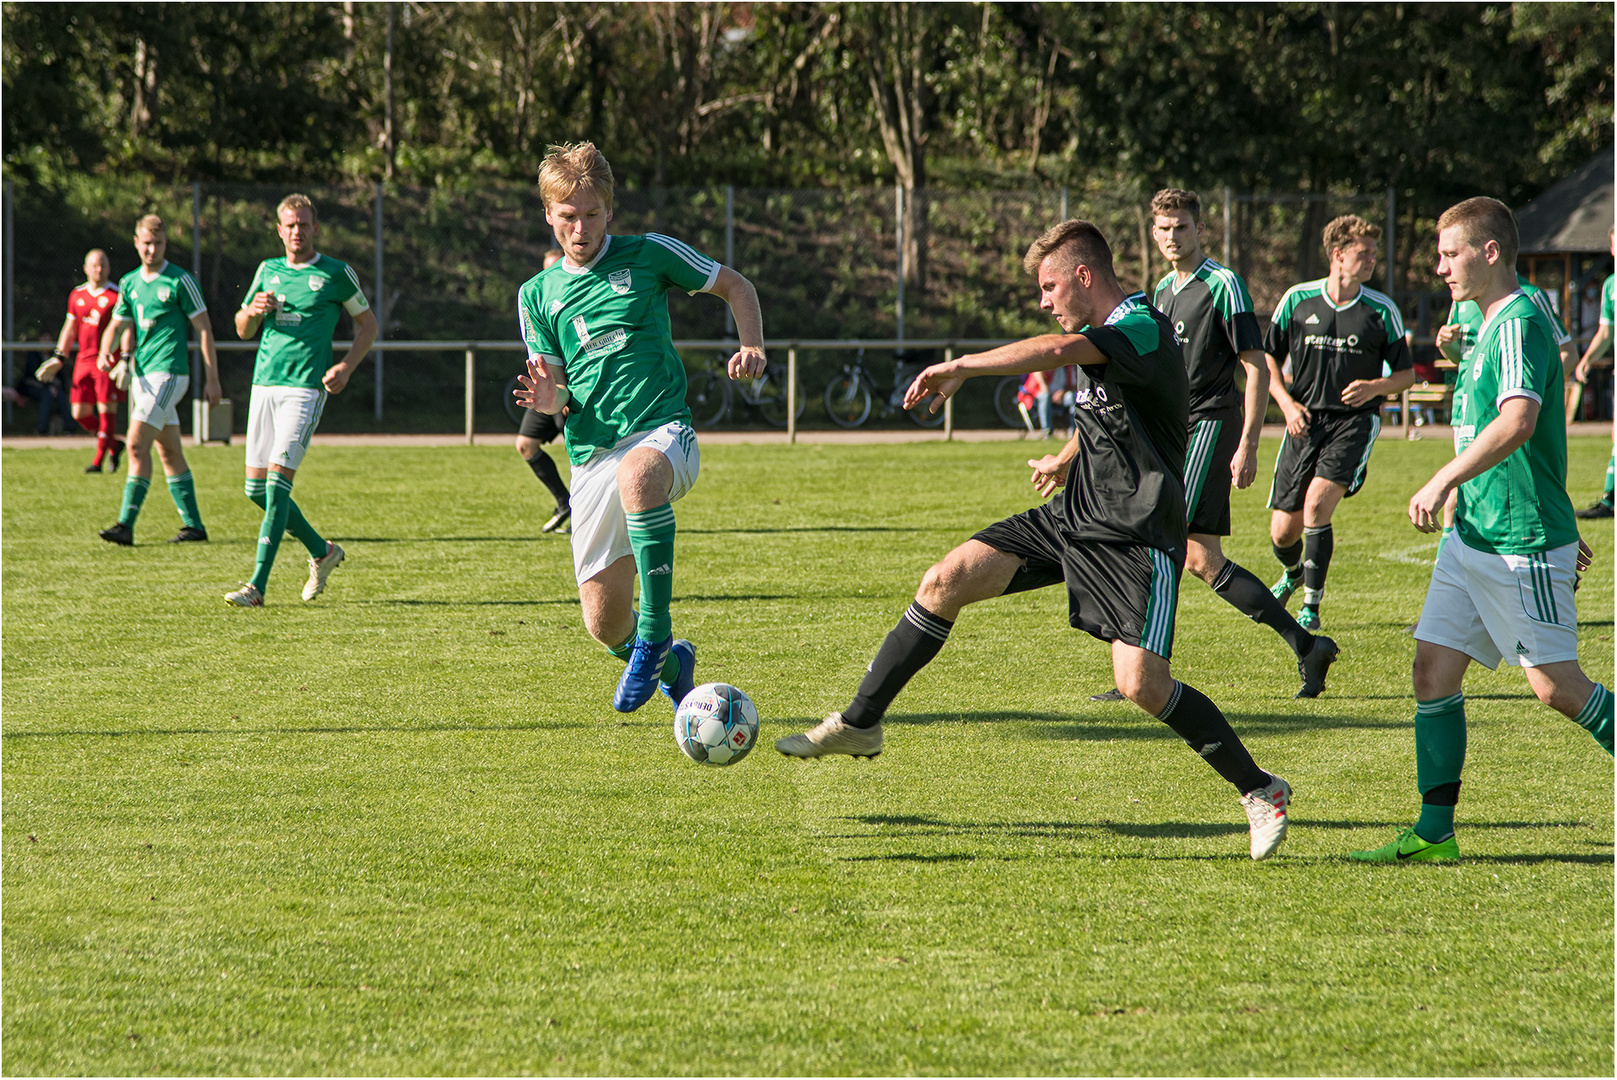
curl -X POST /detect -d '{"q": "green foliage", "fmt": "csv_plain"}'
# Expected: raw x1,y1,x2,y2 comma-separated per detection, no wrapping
2,436,1612,1073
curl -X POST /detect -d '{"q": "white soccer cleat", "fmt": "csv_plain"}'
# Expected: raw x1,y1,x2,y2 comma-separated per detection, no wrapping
302,541,346,601
775,713,883,759
224,583,264,608
1240,774,1292,861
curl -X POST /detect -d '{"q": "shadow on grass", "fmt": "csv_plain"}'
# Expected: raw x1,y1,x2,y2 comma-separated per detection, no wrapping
681,526,934,536
370,598,581,607
878,709,1413,738
0,718,591,740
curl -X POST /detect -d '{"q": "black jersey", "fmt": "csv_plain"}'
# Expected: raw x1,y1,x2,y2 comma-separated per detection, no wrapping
1152,258,1264,424
1057,293,1189,563
1264,281,1412,415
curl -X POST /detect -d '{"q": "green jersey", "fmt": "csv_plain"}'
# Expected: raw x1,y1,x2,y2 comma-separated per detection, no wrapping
112,262,207,377
241,254,368,388
518,233,721,465
1444,274,1569,363
1452,291,1578,555
1601,274,1614,327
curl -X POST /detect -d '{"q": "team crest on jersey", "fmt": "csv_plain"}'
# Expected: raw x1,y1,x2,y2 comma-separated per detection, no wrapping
608,269,633,295
157,285,172,302
309,276,326,292
97,296,109,308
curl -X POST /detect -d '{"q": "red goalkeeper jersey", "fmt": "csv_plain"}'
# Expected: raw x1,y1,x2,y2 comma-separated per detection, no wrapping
67,283,120,370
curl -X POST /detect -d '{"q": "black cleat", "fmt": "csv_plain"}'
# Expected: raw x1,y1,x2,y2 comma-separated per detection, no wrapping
99,522,134,546
542,503,572,533
1575,500,1614,519
1089,688,1126,702
83,461,103,473
168,526,208,543
1295,634,1339,698
108,441,124,473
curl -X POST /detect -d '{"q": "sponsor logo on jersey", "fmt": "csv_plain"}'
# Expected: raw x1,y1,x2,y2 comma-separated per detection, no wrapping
1301,333,1363,352
1071,385,1117,413
581,327,628,359
608,269,633,295
572,315,592,344
1175,320,1186,336
548,299,565,317
308,276,326,292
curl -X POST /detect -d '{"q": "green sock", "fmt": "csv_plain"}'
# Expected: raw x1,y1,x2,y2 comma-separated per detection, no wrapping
1414,693,1466,842
606,633,636,663
1572,684,1615,756
1602,451,1614,507
626,503,676,643
247,476,326,558
250,473,295,593
118,475,151,527
165,470,204,529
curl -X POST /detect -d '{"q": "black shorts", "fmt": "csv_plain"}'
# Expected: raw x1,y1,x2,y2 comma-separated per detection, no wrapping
973,504,1181,658
518,407,564,444
1184,417,1241,537
1266,410,1381,513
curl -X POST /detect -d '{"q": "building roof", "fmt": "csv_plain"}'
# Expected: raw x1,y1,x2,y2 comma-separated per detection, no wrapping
1516,148,1614,254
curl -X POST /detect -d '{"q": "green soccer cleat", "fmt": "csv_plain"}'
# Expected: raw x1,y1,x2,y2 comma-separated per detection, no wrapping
1270,570,1302,605
1349,826,1460,862
1297,604,1321,631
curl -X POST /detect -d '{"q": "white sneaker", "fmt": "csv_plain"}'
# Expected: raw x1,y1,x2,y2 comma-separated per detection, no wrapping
1240,774,1292,860
224,583,264,608
302,542,345,601
774,713,883,759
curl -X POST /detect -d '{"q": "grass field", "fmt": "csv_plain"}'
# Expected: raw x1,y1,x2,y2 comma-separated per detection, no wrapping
3,434,1612,1076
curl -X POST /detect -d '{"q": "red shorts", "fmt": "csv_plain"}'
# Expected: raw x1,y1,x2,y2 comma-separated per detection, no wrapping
70,362,125,406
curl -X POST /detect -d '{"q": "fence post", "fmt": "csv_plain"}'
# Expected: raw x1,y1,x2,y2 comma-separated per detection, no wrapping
374,181,385,421
724,185,735,337
191,182,202,395
895,185,905,345
465,346,476,445
1385,186,1396,295
787,346,797,445
1223,186,1232,267
942,346,953,441
3,179,12,426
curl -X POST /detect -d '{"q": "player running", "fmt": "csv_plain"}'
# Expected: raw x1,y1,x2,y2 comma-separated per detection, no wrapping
1264,215,1416,630
44,249,127,472
1571,227,1614,519
776,219,1295,862
225,194,377,608
1352,198,1614,863
513,142,767,714
96,215,220,546
515,248,573,534
1091,189,1337,701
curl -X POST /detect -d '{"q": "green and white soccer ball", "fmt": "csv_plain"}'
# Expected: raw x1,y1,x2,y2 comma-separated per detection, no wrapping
674,683,760,766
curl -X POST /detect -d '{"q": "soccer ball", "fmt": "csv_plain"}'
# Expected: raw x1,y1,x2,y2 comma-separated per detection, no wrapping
674,683,760,766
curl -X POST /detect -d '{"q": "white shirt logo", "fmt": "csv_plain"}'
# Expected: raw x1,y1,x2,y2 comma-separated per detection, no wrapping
608,269,633,295
308,276,326,292
548,299,565,317
156,286,172,302
1304,313,1321,325
572,314,592,345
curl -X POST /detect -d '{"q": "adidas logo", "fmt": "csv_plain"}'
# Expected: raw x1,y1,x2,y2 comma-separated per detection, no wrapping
258,537,271,545
1515,640,1528,654
1196,741,1223,757
1305,313,1321,324
648,563,672,576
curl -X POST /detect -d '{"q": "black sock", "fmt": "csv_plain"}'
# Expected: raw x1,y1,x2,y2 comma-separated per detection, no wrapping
1273,538,1303,576
842,602,954,727
1302,525,1333,607
525,450,570,506
1155,680,1270,793
1211,560,1314,656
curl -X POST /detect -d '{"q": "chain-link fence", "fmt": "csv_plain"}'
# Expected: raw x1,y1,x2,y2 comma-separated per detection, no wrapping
3,176,1571,436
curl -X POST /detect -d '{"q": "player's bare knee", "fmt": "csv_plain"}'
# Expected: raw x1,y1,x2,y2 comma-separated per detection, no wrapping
516,436,540,459
915,561,960,612
1185,542,1223,584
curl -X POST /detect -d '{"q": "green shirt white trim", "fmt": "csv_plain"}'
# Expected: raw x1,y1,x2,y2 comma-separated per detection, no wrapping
112,262,206,377
241,254,368,388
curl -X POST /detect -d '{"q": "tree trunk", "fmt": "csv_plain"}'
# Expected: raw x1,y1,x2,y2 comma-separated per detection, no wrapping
383,3,396,179
864,4,931,293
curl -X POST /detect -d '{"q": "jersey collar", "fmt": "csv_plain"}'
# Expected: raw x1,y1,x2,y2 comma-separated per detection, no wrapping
1322,281,1363,312
1102,293,1148,325
559,235,614,275
1475,289,1527,347
139,260,170,283
1171,258,1213,295
82,282,113,296
284,252,323,269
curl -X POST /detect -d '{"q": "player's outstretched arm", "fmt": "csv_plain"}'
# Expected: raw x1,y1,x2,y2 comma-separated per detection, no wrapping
323,309,378,394
190,312,222,407
903,334,1102,414
1409,396,1538,532
515,356,569,415
708,267,766,379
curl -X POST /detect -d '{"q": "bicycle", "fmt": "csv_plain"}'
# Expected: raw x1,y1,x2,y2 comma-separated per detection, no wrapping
822,348,946,429
684,351,805,429
991,370,1076,437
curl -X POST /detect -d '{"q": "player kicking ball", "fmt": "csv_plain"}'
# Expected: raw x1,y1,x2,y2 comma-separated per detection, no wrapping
513,142,767,713
225,194,377,608
96,215,220,546
1352,198,1615,864
776,219,1294,861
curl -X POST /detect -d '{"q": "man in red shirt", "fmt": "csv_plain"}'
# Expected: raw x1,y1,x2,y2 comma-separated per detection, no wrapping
49,249,127,472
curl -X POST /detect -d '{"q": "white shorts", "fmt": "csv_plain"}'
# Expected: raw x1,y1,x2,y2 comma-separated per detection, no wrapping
1414,534,1580,669
129,372,189,430
570,422,700,585
245,385,327,471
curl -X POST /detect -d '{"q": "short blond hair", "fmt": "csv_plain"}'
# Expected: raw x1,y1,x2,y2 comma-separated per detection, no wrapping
1150,188,1201,223
276,193,316,222
1322,214,1381,256
538,142,614,210
134,214,165,237
1436,197,1518,267
1023,219,1114,277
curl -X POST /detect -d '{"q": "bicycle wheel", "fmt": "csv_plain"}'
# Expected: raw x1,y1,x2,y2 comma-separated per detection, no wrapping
993,374,1028,428
906,393,947,428
823,375,872,428
685,371,730,428
503,374,526,427
753,373,806,428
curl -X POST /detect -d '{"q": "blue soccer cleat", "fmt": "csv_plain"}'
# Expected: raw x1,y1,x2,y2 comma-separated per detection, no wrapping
660,638,697,708
614,635,672,713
